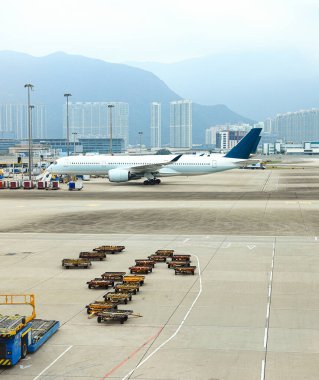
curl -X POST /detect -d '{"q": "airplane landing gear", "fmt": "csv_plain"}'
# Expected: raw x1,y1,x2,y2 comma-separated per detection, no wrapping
143,179,161,185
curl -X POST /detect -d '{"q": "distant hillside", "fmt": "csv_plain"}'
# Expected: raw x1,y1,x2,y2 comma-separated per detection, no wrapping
129,49,319,120
0,51,253,144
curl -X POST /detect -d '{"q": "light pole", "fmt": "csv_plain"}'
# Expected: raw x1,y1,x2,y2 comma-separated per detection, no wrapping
64,93,72,156
138,131,143,154
72,132,78,155
108,104,114,155
24,83,34,180
30,105,34,177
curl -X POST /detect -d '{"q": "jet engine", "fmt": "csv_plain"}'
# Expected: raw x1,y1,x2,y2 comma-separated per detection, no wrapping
108,169,131,182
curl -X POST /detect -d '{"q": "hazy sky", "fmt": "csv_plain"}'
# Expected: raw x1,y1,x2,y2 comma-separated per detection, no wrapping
0,0,318,63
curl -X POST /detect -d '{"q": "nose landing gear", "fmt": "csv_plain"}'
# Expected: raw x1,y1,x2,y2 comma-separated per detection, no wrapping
143,178,161,185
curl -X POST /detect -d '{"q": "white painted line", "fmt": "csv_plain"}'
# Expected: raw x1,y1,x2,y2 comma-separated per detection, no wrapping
263,327,268,348
121,255,202,380
260,359,265,380
268,285,271,298
221,242,231,249
269,271,273,282
315,236,318,241
266,303,270,319
183,238,190,243
33,345,73,380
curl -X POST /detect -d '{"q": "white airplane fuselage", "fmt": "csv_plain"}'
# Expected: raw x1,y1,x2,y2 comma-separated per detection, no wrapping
47,154,241,181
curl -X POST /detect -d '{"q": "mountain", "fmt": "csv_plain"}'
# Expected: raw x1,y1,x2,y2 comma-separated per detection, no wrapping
0,51,253,144
128,49,319,120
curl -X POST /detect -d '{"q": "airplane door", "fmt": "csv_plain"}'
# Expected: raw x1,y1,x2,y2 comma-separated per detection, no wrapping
211,160,217,167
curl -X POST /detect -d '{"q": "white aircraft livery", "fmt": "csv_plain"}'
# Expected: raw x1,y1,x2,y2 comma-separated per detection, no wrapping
46,128,262,185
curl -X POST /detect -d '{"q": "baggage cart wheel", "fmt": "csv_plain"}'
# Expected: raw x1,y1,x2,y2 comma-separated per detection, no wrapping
88,285,92,289
87,308,90,314
120,316,128,324
124,299,127,304
130,270,133,274
97,316,102,323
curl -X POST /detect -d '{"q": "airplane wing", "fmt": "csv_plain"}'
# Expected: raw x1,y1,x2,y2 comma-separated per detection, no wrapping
129,154,182,174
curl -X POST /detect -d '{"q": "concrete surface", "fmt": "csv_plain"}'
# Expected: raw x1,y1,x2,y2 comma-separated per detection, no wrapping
0,167,318,380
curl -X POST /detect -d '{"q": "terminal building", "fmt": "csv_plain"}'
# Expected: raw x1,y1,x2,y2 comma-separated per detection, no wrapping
0,138,125,157
263,141,319,155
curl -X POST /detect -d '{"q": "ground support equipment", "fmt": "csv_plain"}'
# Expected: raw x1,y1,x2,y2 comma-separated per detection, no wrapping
62,258,91,269
174,266,197,275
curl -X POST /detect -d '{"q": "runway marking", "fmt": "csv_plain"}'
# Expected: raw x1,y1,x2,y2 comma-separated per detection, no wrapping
33,345,73,380
121,254,202,380
260,359,266,380
247,244,256,250
101,327,163,379
183,238,190,243
261,242,276,380
263,326,268,348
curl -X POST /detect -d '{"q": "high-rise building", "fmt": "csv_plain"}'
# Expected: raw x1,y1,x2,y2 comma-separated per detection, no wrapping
63,102,129,147
205,124,251,146
0,104,46,139
271,109,319,143
169,100,192,148
150,102,161,148
216,129,248,150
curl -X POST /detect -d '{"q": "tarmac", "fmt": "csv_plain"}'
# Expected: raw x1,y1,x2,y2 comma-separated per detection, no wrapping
0,166,319,380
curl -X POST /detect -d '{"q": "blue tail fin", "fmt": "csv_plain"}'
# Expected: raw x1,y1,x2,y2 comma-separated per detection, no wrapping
225,128,262,159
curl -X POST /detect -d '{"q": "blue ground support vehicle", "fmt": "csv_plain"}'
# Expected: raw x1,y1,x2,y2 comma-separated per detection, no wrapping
0,294,59,366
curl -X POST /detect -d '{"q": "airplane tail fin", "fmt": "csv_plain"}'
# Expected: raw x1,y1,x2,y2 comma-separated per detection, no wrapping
224,128,262,159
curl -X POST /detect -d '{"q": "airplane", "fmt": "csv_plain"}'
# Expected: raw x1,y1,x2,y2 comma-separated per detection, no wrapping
45,127,262,185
